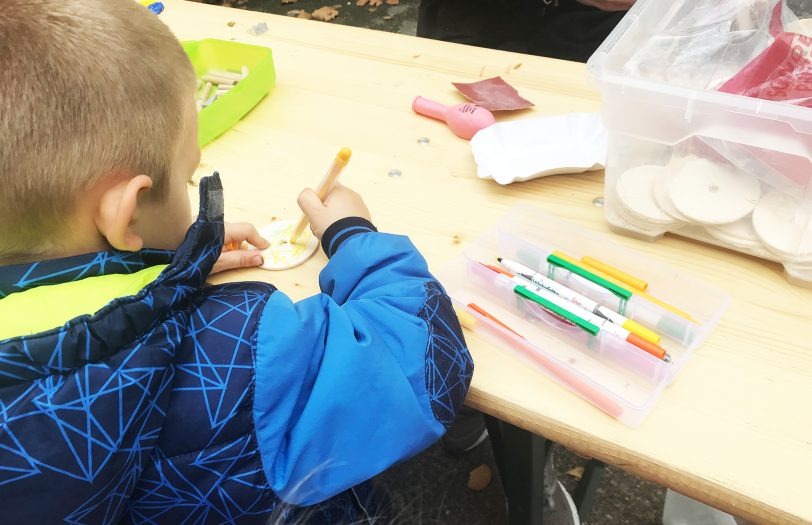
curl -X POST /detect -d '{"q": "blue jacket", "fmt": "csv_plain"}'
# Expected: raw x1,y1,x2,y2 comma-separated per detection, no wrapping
0,175,473,524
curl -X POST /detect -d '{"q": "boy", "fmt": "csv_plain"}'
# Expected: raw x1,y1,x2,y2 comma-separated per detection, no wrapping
0,1,473,523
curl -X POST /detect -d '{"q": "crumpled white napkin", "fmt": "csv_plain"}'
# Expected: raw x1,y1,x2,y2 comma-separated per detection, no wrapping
470,112,607,185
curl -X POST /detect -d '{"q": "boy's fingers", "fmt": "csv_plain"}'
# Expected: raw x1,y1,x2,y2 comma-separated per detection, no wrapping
322,182,345,203
225,222,270,250
297,188,324,215
242,225,271,250
211,250,264,274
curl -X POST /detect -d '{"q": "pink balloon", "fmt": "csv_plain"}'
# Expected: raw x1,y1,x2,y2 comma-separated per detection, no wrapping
412,96,496,140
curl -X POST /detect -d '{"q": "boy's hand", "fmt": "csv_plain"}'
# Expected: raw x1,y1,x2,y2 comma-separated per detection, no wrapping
297,183,371,240
211,222,270,274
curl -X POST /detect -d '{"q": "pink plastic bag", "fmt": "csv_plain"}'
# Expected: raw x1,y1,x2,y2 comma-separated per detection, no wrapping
720,2,812,106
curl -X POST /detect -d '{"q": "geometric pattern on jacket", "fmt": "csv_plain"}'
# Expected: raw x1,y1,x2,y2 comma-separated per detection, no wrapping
0,174,472,524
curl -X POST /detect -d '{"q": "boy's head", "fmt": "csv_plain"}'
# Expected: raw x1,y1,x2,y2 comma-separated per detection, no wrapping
0,0,200,263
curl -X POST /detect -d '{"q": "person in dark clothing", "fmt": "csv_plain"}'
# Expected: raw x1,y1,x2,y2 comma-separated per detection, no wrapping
417,0,634,62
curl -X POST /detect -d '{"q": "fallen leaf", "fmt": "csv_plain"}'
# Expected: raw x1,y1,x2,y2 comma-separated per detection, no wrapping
286,8,311,18
281,0,298,3
298,11,312,18
386,0,398,4
369,0,382,5
312,6,339,21
356,0,369,5
467,464,492,491
227,21,236,27
566,467,585,480
382,15,392,20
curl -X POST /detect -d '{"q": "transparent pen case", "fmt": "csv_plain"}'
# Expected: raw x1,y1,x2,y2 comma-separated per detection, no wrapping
437,206,729,426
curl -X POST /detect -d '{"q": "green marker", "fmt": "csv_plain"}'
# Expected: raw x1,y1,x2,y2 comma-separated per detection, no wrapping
513,284,600,335
547,253,633,301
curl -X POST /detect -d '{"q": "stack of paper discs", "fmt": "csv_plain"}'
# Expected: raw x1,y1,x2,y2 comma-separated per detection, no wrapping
613,156,812,279
753,189,812,269
615,165,680,233
652,169,690,222
703,218,773,258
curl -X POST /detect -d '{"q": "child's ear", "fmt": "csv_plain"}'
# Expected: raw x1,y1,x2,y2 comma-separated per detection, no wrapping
94,175,153,252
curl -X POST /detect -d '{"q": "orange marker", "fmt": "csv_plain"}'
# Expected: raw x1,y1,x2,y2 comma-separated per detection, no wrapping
457,302,624,418
626,333,668,361
480,263,671,362
484,263,512,277
467,303,525,339
225,241,241,251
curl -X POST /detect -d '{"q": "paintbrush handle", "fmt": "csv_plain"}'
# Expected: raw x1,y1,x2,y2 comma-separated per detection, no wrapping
291,147,352,241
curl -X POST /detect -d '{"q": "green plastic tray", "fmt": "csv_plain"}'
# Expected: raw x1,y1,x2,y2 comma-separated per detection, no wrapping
182,39,276,147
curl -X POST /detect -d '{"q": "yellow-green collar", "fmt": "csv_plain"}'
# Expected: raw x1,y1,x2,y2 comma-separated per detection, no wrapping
0,265,167,340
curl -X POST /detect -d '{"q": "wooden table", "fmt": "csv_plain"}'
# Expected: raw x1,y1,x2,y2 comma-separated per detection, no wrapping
162,2,812,523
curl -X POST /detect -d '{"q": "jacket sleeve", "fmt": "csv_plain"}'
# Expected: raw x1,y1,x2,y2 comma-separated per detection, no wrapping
252,217,473,506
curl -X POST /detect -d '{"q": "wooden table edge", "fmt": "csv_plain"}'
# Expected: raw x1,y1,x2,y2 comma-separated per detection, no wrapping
466,390,802,525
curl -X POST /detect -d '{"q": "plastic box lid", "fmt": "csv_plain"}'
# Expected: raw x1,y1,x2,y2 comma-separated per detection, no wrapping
587,0,812,140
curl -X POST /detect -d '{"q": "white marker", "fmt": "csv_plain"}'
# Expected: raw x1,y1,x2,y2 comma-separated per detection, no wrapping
498,258,662,345
484,265,670,362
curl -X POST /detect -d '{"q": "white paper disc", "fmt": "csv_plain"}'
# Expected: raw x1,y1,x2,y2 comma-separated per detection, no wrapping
653,170,690,221
668,157,762,225
704,216,762,249
250,219,319,271
752,189,812,260
616,165,677,225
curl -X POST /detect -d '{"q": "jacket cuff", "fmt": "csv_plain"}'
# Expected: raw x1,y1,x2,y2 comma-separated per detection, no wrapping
321,217,378,258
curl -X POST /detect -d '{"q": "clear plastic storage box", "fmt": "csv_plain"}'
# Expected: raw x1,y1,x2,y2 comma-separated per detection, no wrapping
588,0,812,286
436,207,729,427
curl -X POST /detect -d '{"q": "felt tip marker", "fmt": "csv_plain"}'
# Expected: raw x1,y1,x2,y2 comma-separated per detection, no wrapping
550,251,697,323
482,264,671,362
467,303,525,339
498,258,662,345
454,303,625,418
581,256,648,292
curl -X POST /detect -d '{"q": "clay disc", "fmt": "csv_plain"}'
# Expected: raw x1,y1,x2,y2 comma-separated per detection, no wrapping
704,216,763,249
616,165,677,225
251,219,319,271
752,189,812,260
653,170,690,222
668,157,762,225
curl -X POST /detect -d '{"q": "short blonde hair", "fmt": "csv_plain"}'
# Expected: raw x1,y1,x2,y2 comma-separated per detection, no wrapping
0,0,196,260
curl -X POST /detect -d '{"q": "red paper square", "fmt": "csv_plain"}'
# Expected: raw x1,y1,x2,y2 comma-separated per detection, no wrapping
452,76,534,111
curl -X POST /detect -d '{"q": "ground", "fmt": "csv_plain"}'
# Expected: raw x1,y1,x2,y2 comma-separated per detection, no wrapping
192,0,669,523
377,441,667,525
204,0,421,35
